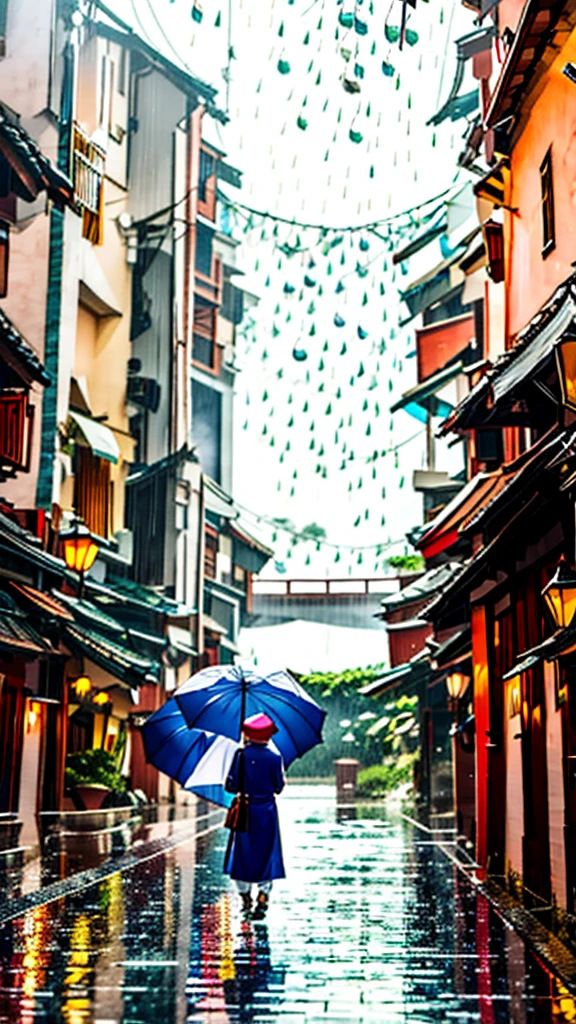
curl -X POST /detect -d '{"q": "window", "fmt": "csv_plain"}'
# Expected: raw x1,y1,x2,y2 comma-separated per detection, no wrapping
118,47,127,96
193,296,217,369
540,147,555,257
0,0,9,59
221,280,244,325
192,378,222,483
198,145,218,221
204,528,218,579
195,222,214,278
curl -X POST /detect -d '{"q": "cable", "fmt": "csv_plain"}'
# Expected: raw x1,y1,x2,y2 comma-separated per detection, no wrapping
218,184,461,235
234,500,407,552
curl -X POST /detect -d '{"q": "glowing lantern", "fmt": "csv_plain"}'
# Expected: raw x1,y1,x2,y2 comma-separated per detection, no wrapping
542,558,576,629
60,521,99,575
93,691,111,706
446,672,471,701
72,676,91,699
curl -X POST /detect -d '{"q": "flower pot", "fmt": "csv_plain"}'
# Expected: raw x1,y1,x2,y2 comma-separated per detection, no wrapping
74,784,111,811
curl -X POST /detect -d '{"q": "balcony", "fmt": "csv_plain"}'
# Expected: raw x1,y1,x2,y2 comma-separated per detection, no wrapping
73,124,105,245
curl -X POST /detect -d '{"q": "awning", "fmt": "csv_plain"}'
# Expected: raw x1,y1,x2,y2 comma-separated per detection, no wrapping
503,626,576,682
55,591,127,637
456,26,495,60
432,627,472,670
0,308,50,386
69,410,120,464
441,273,576,435
390,361,462,422
400,248,466,321
89,575,193,617
204,477,238,520
63,622,160,687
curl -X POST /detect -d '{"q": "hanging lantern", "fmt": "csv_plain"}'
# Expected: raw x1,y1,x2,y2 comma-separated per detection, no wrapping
542,558,576,629
446,672,471,701
60,521,100,575
556,339,576,412
93,691,111,706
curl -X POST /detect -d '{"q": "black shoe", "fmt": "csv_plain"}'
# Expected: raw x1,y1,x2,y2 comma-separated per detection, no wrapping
252,894,269,920
240,892,252,916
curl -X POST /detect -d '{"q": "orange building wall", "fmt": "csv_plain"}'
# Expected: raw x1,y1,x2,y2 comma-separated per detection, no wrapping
506,25,576,339
497,0,527,36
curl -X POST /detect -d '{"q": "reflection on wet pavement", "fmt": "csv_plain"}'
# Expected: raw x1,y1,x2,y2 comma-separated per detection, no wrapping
0,785,574,1022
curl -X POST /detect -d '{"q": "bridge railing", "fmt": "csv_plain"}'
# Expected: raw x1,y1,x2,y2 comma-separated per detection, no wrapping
252,578,401,598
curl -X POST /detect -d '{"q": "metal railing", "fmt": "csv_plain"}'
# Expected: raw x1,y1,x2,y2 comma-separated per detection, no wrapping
72,124,105,244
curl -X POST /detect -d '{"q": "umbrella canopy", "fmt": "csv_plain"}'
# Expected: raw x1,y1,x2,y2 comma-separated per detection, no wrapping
176,665,325,764
142,697,286,808
142,699,237,807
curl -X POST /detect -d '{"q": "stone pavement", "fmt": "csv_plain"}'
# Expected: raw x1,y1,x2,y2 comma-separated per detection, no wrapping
0,784,574,1022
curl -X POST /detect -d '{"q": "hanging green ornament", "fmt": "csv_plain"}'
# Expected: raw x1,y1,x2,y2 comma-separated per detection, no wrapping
278,20,284,36
318,444,325,456
288,393,293,405
366,423,371,436
362,398,369,412
372,467,377,480
272,324,281,338
357,552,363,565
359,238,370,252
283,282,295,295
382,60,395,77
303,30,310,44
327,261,333,275
358,477,363,489
307,301,315,315
337,390,342,401
335,550,341,563
335,280,345,294
191,1,203,23
243,420,248,430
405,29,418,46
358,362,365,377
385,25,400,43
303,401,309,413
382,487,386,499
277,58,291,75
262,424,268,436
380,282,385,297
318,382,325,392
293,470,298,480
349,127,363,144
356,263,369,278
381,515,386,526
214,9,221,26
292,346,308,362
286,440,291,451
371,40,376,55
288,416,294,427
310,420,315,432
349,376,355,387
309,323,316,336
263,390,269,402
309,438,315,450
339,10,354,28
354,515,361,527
304,273,316,287
270,437,275,447
316,70,322,86
318,358,324,371
399,475,405,488
297,114,308,131
357,326,368,340
323,340,329,352
362,292,368,306
318,284,324,296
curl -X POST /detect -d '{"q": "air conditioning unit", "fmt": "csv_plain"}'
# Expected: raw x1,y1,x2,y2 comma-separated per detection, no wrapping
126,375,161,412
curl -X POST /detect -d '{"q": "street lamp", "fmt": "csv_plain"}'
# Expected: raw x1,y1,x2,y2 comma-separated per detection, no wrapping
60,520,99,599
71,675,92,699
446,671,471,703
93,690,111,706
542,558,576,629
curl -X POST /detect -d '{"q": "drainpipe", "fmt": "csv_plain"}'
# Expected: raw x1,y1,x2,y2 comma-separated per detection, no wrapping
36,23,75,509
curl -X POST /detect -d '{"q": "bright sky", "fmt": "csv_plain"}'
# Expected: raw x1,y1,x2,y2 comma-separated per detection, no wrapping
113,0,473,577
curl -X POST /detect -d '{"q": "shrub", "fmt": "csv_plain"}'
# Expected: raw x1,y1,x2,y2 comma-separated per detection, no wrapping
356,754,417,798
65,749,126,792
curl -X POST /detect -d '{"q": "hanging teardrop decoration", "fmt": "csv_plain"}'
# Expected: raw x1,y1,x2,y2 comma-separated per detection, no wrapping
292,346,308,362
334,313,346,328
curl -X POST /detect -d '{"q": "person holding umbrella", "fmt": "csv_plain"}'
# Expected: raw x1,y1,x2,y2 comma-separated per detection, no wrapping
224,713,285,920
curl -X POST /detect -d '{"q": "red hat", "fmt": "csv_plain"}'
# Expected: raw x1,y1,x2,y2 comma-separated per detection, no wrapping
242,713,277,743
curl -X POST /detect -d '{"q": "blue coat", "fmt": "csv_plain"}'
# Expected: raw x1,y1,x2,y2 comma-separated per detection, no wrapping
223,742,285,883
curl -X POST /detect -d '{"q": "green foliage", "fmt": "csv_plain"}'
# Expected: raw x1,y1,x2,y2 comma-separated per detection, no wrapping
65,749,126,792
356,753,418,797
291,668,419,777
387,554,425,573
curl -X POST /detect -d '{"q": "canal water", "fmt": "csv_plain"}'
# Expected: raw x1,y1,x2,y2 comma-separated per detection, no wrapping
0,785,574,1022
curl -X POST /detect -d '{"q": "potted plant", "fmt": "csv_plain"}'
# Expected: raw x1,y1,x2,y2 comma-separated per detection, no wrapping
65,749,126,811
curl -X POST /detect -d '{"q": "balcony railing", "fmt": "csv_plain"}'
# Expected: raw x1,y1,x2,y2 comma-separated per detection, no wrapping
0,389,32,476
73,124,105,245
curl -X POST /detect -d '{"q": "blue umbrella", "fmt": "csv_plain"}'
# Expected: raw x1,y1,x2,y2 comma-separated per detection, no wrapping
175,665,325,764
142,695,300,807
142,699,237,807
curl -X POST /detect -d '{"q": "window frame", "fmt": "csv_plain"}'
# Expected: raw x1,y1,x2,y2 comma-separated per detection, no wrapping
540,146,555,259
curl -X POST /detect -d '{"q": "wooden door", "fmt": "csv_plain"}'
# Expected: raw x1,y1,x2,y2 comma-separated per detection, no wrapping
0,673,25,813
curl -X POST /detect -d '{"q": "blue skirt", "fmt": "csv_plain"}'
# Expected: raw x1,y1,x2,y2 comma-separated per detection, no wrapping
224,796,285,883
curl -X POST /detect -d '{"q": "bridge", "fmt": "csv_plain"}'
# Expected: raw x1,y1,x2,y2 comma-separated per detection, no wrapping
250,577,402,630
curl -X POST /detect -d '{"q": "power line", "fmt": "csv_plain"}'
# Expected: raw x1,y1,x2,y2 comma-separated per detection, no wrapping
218,182,461,235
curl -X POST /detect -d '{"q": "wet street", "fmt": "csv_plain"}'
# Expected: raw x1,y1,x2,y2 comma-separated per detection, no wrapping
0,785,574,1023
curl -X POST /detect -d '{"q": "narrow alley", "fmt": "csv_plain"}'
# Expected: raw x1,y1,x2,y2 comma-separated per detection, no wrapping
0,787,573,1023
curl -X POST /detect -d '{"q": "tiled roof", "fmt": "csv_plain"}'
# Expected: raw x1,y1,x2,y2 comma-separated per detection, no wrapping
0,103,74,209
0,307,50,386
63,622,160,688
0,593,52,655
380,563,462,613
